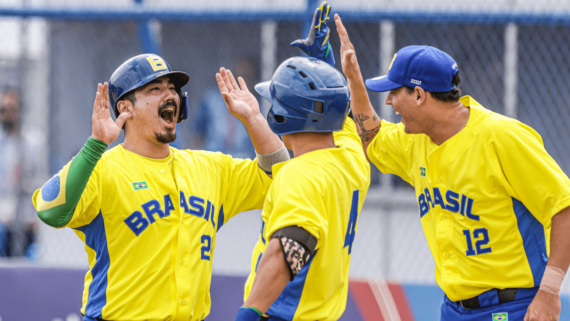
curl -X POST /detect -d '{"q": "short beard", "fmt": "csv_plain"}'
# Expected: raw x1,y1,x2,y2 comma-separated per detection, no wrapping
155,128,177,144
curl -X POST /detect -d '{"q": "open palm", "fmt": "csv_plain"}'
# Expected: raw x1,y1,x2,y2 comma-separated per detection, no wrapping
216,67,260,123
91,82,131,145
334,14,362,81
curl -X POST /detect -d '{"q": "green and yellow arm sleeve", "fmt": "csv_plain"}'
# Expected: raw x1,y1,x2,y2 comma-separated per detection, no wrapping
33,137,107,227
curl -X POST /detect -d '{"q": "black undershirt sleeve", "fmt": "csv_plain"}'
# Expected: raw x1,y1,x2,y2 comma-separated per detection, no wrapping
271,226,317,280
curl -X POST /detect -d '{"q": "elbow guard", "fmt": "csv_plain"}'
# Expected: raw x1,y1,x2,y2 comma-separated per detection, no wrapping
271,226,317,281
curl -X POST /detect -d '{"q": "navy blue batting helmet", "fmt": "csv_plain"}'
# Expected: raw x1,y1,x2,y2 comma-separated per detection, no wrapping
255,57,350,135
108,54,190,122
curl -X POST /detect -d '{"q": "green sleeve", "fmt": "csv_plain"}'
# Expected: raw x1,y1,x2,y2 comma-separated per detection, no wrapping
37,137,107,227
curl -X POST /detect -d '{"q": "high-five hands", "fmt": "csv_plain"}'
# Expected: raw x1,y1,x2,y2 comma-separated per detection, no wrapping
334,14,362,81
216,67,260,124
291,2,335,67
91,82,131,145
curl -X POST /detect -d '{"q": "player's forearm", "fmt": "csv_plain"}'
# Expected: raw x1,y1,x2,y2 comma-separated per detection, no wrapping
35,137,106,227
347,76,381,157
534,206,570,299
244,238,290,313
243,113,284,155
547,206,570,271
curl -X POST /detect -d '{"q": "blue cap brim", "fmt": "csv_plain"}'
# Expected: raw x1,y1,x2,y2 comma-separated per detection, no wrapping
254,81,272,101
365,75,402,92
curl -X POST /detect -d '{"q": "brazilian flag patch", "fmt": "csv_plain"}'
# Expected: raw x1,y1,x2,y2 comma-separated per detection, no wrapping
420,166,427,177
492,313,508,321
132,181,149,191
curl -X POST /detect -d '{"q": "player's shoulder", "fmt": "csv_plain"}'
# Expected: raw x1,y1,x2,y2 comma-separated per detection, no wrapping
99,144,123,164
275,151,355,191
174,148,247,167
465,97,542,143
274,157,322,186
275,156,317,176
176,148,226,161
342,117,358,133
335,117,368,155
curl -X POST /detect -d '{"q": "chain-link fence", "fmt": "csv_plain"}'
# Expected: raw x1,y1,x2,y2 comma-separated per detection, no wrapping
1,0,570,292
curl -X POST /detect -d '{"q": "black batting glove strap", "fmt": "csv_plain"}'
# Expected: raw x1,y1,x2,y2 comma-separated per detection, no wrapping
271,226,317,281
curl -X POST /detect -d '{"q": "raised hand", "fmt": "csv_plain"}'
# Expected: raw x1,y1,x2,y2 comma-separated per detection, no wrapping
91,82,131,145
291,2,335,66
216,67,260,124
334,14,362,81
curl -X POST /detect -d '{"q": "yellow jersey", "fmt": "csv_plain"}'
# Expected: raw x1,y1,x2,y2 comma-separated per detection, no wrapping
367,96,570,301
33,145,271,321
244,118,371,321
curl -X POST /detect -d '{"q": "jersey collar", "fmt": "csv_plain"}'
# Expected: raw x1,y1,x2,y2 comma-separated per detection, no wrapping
119,144,175,163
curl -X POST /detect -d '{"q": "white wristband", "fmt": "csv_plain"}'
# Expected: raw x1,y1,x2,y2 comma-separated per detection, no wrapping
255,143,290,173
539,265,565,295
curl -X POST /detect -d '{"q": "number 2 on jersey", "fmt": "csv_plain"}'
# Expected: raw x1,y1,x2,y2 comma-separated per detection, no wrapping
344,190,360,254
201,235,212,261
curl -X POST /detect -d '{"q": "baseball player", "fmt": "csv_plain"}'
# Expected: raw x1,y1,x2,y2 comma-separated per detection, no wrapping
32,54,290,321
234,4,371,321
334,14,570,321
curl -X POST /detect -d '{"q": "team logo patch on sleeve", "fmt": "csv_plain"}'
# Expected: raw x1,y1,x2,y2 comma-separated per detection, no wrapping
420,166,427,177
492,313,507,321
132,181,149,191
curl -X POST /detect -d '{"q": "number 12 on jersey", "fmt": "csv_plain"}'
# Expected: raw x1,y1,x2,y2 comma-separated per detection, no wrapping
462,228,492,256
344,190,360,254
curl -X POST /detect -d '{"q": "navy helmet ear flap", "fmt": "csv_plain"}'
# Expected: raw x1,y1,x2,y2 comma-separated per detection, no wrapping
177,91,189,123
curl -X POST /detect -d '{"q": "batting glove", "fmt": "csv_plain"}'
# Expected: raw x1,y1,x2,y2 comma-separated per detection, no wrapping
291,1,335,67
235,306,262,321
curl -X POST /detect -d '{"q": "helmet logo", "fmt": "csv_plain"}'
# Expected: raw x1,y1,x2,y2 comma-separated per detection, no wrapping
146,56,167,72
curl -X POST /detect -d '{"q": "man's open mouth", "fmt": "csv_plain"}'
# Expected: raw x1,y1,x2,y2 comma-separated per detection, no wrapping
160,105,176,125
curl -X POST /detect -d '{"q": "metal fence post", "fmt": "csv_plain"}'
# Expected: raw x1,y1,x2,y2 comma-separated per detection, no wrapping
379,20,395,193
135,0,160,55
379,20,395,279
504,23,518,119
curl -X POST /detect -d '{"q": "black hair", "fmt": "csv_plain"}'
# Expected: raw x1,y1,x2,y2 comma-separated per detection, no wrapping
405,72,461,103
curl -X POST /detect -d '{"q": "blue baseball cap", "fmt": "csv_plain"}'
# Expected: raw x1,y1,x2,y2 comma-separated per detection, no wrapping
365,45,459,93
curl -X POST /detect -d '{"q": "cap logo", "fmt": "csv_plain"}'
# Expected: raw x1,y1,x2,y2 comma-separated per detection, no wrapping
452,62,457,70
146,56,167,72
388,53,397,70
411,79,422,85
